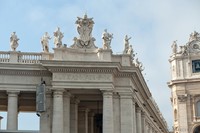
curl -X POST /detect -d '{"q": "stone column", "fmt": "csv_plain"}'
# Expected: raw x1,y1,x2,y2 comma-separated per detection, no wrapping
40,91,52,133
119,92,134,133
70,98,79,133
113,93,120,133
52,90,64,133
136,107,142,133
7,91,19,131
64,91,71,133
102,91,113,133
0,116,3,130
133,100,137,133
78,108,90,133
88,112,95,133
141,112,146,133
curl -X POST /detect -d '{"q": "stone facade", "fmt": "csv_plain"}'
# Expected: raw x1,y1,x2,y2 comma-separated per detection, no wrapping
0,15,169,133
168,31,200,133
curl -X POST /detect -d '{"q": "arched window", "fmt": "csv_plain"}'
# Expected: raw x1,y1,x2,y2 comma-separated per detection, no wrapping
196,101,200,116
193,125,200,133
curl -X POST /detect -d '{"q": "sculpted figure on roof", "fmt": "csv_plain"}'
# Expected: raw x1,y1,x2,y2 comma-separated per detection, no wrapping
102,29,113,50
10,32,19,51
54,27,64,48
71,14,97,49
41,32,51,52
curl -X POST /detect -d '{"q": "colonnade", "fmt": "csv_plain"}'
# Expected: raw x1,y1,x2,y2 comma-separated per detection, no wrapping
4,89,161,133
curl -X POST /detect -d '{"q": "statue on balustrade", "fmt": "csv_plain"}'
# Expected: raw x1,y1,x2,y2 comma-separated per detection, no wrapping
102,29,113,50
123,35,131,54
54,27,64,48
171,40,177,54
10,32,19,51
41,32,51,52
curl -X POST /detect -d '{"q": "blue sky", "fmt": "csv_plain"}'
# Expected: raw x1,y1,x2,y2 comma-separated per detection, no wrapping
0,0,200,130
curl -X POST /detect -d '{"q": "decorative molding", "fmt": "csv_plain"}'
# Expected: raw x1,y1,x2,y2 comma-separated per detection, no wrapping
49,67,115,73
0,69,51,76
177,94,188,102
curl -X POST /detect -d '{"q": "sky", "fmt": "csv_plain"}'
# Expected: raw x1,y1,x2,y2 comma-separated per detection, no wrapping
0,0,200,131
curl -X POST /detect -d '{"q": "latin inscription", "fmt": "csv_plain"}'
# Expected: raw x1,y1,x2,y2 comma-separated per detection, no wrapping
53,73,112,82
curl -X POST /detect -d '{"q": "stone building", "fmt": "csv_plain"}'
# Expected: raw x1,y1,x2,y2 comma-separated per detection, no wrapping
168,31,200,133
0,15,169,133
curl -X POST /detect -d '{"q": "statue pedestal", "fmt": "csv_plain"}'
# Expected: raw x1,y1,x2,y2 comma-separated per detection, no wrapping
98,49,112,62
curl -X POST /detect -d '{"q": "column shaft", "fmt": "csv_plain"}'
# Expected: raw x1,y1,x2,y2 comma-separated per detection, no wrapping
88,113,94,133
70,98,79,133
78,108,89,133
120,94,133,133
102,91,113,133
113,93,120,133
52,90,64,133
136,108,142,133
40,92,52,133
64,92,71,133
7,91,19,131
133,101,137,133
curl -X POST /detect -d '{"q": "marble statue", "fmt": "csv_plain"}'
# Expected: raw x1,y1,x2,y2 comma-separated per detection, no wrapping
189,31,200,42
41,32,51,52
53,27,64,48
102,29,113,50
123,35,131,54
10,32,19,51
127,45,135,60
171,40,177,54
135,58,144,71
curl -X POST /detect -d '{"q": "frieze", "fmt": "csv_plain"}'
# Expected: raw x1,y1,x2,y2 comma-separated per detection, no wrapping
0,70,51,76
53,73,112,82
49,67,115,73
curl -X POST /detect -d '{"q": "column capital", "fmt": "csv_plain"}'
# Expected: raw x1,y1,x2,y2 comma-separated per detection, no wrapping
118,92,133,99
136,107,142,113
53,89,64,95
70,97,80,104
63,91,71,97
7,91,20,96
101,90,113,96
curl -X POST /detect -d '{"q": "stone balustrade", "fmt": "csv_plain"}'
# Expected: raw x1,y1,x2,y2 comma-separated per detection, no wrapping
0,51,53,64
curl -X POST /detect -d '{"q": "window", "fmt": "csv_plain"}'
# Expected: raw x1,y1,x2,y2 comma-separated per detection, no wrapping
196,101,200,116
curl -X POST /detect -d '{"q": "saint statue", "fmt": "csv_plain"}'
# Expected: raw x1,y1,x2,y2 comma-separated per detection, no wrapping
102,29,113,50
41,32,51,52
171,40,177,54
10,32,19,51
54,27,64,48
123,35,131,54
